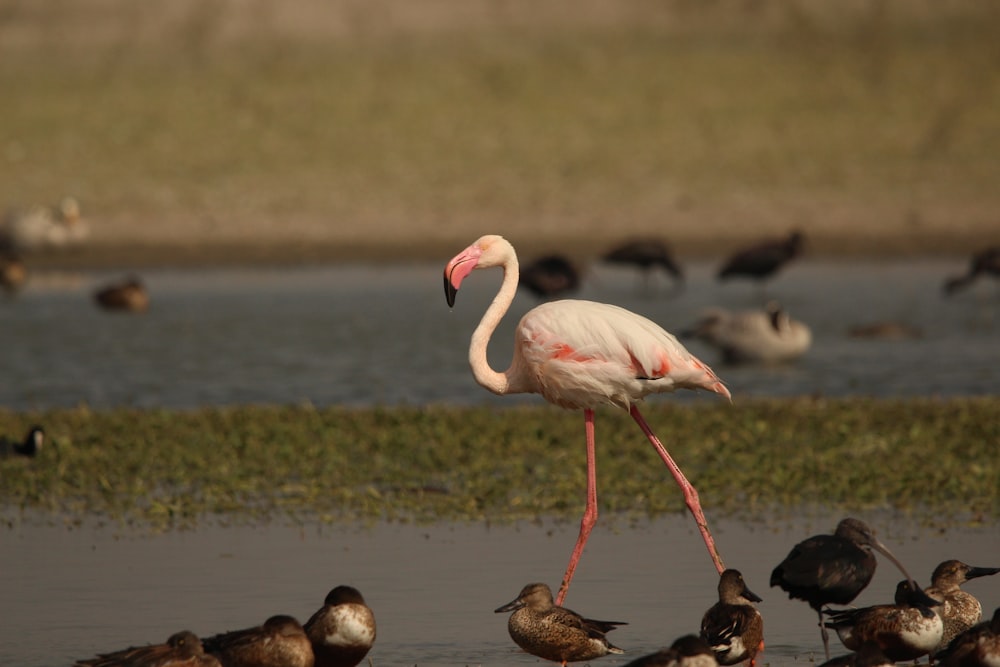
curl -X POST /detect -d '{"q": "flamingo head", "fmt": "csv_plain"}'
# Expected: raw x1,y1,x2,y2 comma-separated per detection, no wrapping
443,235,510,307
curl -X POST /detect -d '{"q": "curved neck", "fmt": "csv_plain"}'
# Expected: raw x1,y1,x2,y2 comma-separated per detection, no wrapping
469,254,520,395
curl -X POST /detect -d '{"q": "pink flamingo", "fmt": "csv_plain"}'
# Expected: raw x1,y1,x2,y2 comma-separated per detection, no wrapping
443,235,731,605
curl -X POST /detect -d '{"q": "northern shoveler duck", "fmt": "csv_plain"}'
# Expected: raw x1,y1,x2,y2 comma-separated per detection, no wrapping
939,606,1000,667
602,238,684,291
303,585,376,667
716,230,803,284
0,253,26,294
770,517,929,660
823,579,943,662
925,560,1000,653
622,634,718,667
943,247,1000,295
519,254,582,300
0,425,44,458
817,641,894,667
681,302,811,364
494,582,626,665
74,630,221,667
94,276,149,312
201,615,313,667
1,196,89,252
700,569,764,667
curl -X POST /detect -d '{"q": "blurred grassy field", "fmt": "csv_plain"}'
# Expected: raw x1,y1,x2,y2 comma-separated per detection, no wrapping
1,0,999,265
2,399,997,529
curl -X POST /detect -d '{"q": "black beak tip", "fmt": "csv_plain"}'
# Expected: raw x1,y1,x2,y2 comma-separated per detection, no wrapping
444,275,458,307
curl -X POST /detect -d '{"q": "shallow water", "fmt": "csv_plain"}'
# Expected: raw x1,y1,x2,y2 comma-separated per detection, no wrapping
0,259,997,410
1,514,998,667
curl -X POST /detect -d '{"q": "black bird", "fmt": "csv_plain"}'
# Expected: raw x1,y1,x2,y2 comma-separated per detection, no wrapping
770,517,927,660
602,238,684,291
717,230,803,283
943,246,1000,295
1,425,44,458
94,275,149,312
519,254,581,299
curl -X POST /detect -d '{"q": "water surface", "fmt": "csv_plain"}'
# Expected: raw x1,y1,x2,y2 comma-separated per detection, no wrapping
2,514,998,667
1,259,997,410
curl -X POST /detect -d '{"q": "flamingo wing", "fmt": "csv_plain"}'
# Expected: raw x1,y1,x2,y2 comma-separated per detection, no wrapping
514,300,729,410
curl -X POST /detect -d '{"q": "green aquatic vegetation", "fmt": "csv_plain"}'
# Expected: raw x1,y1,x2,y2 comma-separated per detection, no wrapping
0,398,997,530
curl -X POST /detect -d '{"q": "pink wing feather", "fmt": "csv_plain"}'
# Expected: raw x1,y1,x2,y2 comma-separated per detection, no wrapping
514,300,730,410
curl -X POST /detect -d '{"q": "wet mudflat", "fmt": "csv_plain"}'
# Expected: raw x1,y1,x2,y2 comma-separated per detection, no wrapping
1,514,998,667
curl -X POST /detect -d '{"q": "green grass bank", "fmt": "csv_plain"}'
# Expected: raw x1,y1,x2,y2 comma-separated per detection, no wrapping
2,398,997,530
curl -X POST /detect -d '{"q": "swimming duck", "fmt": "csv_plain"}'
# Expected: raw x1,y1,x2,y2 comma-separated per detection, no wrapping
94,276,149,312
494,582,626,665
202,615,313,667
0,425,44,458
0,253,26,294
303,585,376,667
622,634,718,667
823,579,944,662
700,569,764,667
682,302,811,364
924,559,1000,653
74,630,221,667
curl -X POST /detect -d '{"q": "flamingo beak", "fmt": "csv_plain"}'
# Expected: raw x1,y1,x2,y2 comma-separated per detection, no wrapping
443,248,481,308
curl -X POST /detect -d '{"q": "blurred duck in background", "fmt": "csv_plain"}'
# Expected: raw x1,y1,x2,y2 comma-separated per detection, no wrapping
1,196,89,253
519,253,581,300
94,275,149,312
681,301,811,364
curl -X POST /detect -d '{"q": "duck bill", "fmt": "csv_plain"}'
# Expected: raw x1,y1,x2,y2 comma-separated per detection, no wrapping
742,586,763,604
494,598,525,614
967,566,1000,580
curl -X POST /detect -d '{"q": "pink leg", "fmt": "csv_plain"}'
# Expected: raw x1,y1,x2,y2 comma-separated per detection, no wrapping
630,405,726,575
555,408,598,606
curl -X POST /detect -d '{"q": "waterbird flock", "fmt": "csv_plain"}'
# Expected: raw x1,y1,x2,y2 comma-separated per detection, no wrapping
73,586,376,667
9,231,999,666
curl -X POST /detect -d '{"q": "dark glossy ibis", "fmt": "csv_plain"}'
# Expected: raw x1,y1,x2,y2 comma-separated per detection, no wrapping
769,517,926,660
700,569,764,667
518,254,581,299
924,559,1000,654
717,231,803,283
823,580,943,662
602,238,684,291
943,246,1000,295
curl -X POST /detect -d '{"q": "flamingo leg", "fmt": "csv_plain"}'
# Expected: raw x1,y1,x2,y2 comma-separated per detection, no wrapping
629,405,726,575
555,408,599,606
